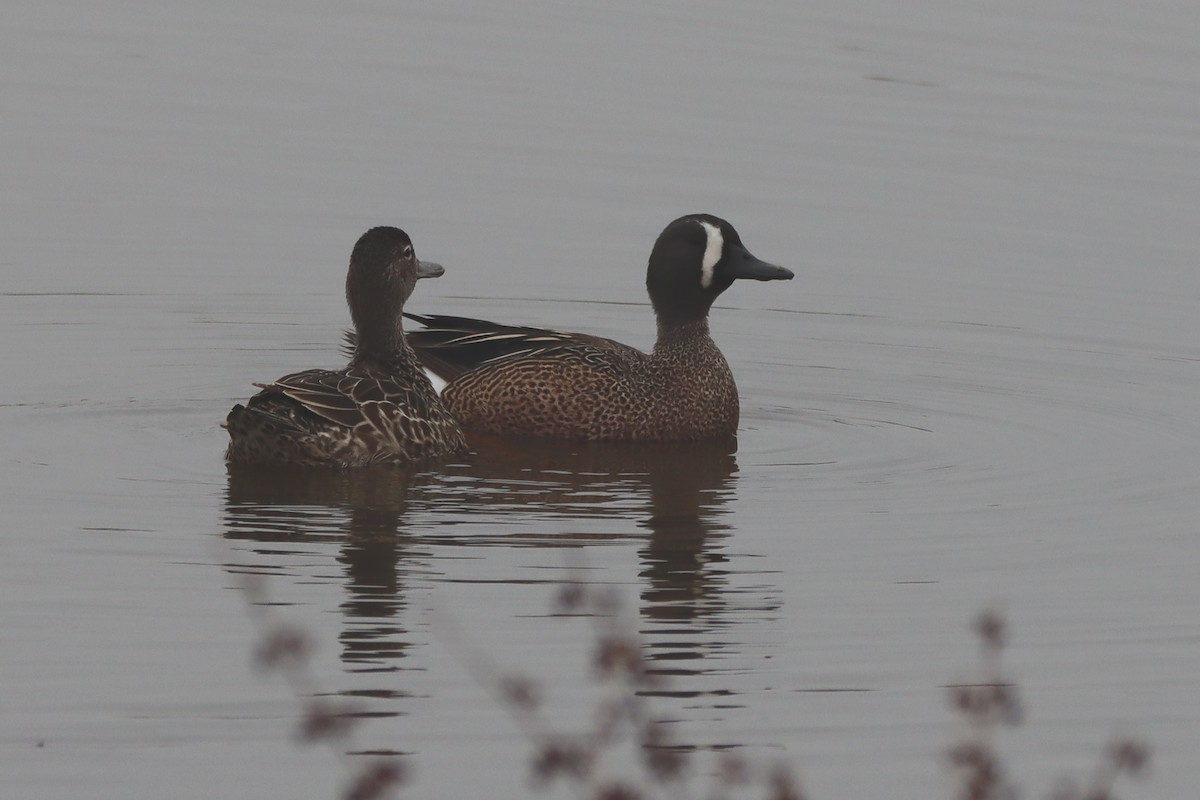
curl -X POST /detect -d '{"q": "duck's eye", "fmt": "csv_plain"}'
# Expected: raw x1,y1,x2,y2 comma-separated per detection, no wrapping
403,245,414,259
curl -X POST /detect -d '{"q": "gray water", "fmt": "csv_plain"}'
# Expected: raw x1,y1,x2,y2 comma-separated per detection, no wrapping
3,2,1199,798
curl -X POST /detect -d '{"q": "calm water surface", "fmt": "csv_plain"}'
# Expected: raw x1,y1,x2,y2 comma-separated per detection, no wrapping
3,2,1199,798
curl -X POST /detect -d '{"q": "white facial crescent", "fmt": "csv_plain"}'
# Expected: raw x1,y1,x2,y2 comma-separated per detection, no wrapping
698,220,724,289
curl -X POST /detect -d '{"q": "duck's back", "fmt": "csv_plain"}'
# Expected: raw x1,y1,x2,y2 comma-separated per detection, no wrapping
225,363,465,466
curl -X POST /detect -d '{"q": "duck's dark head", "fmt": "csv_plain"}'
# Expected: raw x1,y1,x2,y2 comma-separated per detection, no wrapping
645,214,792,326
346,226,443,356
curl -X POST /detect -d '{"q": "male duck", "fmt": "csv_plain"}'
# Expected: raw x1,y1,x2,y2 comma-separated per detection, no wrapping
402,214,793,441
225,226,466,466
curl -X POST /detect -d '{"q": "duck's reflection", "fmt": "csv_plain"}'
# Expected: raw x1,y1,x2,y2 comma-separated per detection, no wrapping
439,435,740,635
223,436,743,681
225,464,430,670
638,441,737,620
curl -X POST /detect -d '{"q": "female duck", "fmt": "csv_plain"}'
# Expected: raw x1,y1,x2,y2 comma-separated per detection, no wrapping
225,227,466,466
403,214,792,441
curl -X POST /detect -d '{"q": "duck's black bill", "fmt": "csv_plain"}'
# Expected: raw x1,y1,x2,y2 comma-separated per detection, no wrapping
728,247,793,281
417,260,445,279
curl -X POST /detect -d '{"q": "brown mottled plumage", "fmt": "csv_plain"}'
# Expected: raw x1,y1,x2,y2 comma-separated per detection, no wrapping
403,214,793,441
224,226,466,466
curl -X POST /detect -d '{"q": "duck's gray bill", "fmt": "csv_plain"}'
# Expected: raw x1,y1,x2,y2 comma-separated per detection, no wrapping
416,260,445,279
727,247,793,281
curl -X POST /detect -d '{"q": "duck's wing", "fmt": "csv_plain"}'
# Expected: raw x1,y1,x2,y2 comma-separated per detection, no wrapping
258,366,437,431
228,364,462,466
256,368,366,429
401,313,642,381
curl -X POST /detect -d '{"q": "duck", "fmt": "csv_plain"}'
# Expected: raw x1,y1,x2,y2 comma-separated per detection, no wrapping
224,226,466,466
401,214,793,441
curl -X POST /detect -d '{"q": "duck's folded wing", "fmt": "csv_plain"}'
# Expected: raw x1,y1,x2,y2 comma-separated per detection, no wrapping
401,313,641,380
264,369,373,429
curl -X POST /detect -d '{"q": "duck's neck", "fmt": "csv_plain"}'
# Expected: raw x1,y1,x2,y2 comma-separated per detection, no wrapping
653,318,716,355
351,317,414,369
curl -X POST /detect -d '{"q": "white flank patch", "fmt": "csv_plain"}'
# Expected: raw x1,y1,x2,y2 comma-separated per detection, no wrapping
698,220,724,288
423,367,447,396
